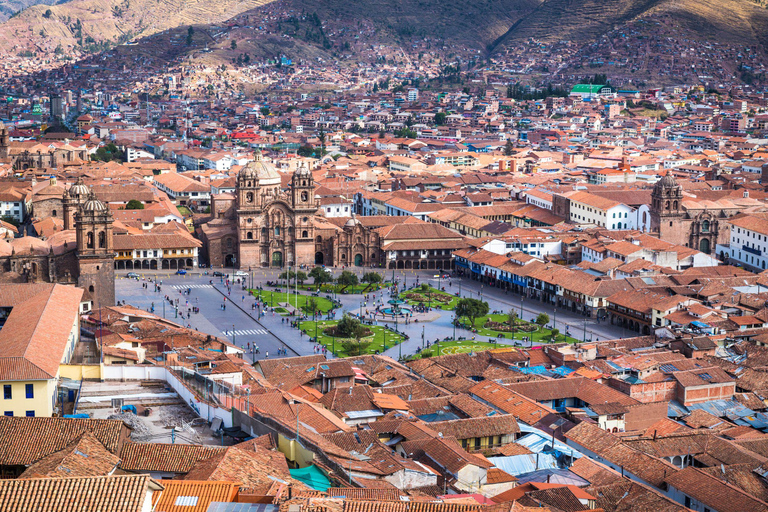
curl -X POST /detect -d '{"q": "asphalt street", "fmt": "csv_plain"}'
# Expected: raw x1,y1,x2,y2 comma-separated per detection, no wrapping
115,267,628,362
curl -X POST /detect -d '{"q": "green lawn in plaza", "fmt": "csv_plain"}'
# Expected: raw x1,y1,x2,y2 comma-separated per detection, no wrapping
299,319,404,357
251,289,335,314
399,286,459,310
458,313,579,344
276,282,391,295
412,340,517,358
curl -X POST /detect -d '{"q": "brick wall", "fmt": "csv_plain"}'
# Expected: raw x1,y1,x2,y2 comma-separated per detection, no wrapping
678,382,735,406
624,401,668,431
607,378,677,403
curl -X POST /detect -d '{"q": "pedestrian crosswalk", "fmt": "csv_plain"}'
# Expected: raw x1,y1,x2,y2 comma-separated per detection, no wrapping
226,329,268,336
171,284,213,289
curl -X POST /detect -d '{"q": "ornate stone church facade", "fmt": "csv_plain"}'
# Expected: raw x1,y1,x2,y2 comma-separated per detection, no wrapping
0,176,115,308
200,157,384,269
649,174,762,256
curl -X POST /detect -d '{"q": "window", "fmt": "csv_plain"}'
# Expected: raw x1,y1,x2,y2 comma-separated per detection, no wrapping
3,385,10,400
87,232,94,249
684,497,691,508
3,412,11,417
25,411,34,417
474,437,482,448
25,384,33,399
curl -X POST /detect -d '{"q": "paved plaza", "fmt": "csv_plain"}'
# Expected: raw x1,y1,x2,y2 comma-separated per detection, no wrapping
115,267,627,362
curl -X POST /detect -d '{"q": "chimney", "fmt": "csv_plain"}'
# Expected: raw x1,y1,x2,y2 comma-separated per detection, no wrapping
546,474,551,484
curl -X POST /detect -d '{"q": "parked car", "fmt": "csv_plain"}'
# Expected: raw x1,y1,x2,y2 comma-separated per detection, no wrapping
213,271,226,277
176,269,187,275
127,272,140,278
234,270,248,277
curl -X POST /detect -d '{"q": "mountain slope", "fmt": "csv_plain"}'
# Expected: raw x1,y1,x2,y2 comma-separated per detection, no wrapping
495,0,768,49
0,0,273,55
0,0,64,21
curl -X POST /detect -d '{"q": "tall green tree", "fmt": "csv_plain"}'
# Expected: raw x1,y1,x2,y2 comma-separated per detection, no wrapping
310,266,333,285
455,298,489,328
125,199,144,209
337,270,359,287
361,272,383,284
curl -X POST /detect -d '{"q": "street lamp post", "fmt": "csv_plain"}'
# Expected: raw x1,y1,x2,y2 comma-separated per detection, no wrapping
232,324,236,346
452,314,456,341
554,308,557,340
583,318,587,344
520,295,524,322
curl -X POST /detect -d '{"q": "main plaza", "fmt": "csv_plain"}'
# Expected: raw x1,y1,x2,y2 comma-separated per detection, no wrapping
115,266,628,363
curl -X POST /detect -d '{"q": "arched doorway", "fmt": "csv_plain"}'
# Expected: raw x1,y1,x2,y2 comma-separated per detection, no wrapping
142,260,150,269
162,260,170,269
354,254,363,266
225,254,235,267
272,251,283,268
315,252,324,265
699,238,711,254
150,260,157,270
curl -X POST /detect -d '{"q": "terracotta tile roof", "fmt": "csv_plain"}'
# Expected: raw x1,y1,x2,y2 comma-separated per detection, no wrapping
467,381,554,426
429,415,520,439
0,417,128,466
20,431,120,479
152,480,240,512
507,377,639,407
113,233,202,251
0,283,84,380
586,479,690,512
665,466,768,512
182,444,299,495
0,474,161,512
119,443,226,473
328,488,405,500
486,467,517,484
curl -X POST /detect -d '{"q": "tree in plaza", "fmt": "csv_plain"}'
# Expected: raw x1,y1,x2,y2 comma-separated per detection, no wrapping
551,328,560,341
507,309,518,328
337,270,359,287
535,313,550,330
335,314,367,339
420,283,429,292
305,297,319,316
455,298,489,328
361,272,383,284
280,269,307,284
125,199,144,209
310,266,333,285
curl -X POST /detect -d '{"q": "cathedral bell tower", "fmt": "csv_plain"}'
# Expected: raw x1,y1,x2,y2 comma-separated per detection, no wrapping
291,163,318,265
75,191,115,307
650,174,683,231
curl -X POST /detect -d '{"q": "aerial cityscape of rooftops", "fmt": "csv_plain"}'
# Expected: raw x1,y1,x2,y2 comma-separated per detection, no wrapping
3,0,768,510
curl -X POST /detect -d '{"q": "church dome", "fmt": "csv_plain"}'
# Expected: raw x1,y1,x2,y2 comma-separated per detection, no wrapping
82,192,108,212
345,213,361,228
68,177,90,198
656,174,677,189
239,153,280,185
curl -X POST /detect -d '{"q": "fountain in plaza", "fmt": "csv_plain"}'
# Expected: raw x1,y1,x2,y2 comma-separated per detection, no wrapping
382,298,411,316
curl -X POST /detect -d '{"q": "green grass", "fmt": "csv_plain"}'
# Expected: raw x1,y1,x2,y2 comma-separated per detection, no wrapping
251,289,335,314
458,314,578,344
277,282,392,295
176,205,192,217
399,286,459,310
299,320,404,357
412,340,517,358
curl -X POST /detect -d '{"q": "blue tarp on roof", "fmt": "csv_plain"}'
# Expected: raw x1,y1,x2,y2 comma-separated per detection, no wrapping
515,431,583,459
488,453,558,476
289,465,331,492
690,321,710,328
515,468,590,487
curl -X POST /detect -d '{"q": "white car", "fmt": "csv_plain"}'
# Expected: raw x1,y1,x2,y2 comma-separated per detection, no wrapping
234,270,249,277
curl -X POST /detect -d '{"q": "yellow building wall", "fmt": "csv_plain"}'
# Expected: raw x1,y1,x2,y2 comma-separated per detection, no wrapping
59,364,104,381
277,434,315,468
0,379,56,417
